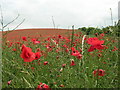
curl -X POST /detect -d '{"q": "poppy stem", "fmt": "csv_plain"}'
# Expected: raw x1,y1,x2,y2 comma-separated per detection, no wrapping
70,25,75,54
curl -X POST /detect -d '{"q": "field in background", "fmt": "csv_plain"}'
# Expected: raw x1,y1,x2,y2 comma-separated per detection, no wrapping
3,28,73,42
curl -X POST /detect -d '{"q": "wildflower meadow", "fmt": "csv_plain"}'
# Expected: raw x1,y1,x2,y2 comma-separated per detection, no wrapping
2,26,119,89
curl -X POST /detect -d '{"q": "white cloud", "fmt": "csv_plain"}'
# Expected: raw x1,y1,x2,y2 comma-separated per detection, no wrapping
0,0,119,30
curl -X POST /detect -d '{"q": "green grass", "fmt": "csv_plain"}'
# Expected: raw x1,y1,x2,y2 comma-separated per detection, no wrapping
2,29,119,88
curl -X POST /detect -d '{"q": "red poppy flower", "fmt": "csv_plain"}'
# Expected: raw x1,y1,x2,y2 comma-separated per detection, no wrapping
56,49,59,53
34,41,40,44
22,37,27,41
34,40,40,44
31,67,35,70
35,52,41,60
71,47,76,51
45,45,52,52
12,48,17,51
20,44,35,62
71,48,79,54
76,54,82,59
16,42,21,44
93,69,105,76
44,61,48,65
31,38,40,44
88,45,105,52
7,80,12,85
63,44,68,48
37,83,50,89
58,35,63,39
21,44,26,50
45,44,51,49
31,38,37,42
70,59,76,66
71,47,82,59
97,53,102,57
59,84,64,87
87,37,104,45
63,37,70,43
8,42,13,47
62,64,66,68
112,46,118,51
100,33,105,37
36,48,41,52
71,50,80,56
94,33,98,36
87,37,105,52
65,48,69,52
46,37,51,41
74,34,79,37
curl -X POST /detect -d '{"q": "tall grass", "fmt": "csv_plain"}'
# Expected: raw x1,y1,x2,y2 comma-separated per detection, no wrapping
2,27,119,88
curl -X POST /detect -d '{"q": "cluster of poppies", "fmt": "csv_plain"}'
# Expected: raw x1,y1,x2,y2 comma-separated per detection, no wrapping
36,83,50,90
19,36,107,88
22,36,40,44
71,47,82,59
86,37,105,52
20,44,41,62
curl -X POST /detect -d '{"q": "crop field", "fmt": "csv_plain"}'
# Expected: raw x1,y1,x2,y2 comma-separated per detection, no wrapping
3,28,73,42
2,28,119,88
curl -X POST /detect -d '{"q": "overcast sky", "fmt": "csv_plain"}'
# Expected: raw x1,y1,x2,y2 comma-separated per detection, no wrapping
0,0,119,30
